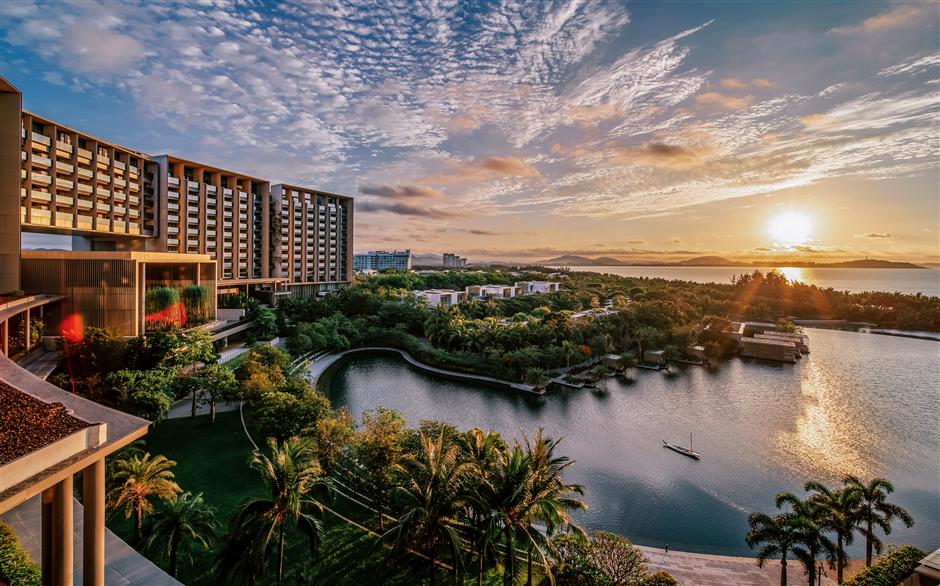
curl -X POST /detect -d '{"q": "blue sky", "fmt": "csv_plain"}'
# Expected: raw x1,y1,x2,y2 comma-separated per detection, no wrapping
2,0,938,261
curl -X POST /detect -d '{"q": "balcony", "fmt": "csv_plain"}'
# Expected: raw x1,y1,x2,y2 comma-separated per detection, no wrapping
77,198,93,210
55,212,73,227
206,197,216,206
114,160,125,171
187,194,199,204
96,187,110,198
95,219,112,232
31,131,51,146
97,202,111,213
30,190,52,203
55,141,72,156
129,195,140,206
29,208,52,226
55,161,73,174
128,182,140,192
206,185,217,193
31,172,52,186
55,194,74,207
114,220,126,231
76,215,93,230
129,223,140,234
168,190,179,199
168,176,180,186
167,202,179,211
31,154,52,169
129,208,140,218
129,165,139,174
187,180,199,189
114,177,126,188
77,167,93,179
97,174,111,184
168,238,179,247
167,226,179,235
114,205,126,215
55,178,73,191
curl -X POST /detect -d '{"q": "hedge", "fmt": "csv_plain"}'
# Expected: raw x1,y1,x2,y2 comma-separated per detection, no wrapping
0,521,41,586
844,545,927,586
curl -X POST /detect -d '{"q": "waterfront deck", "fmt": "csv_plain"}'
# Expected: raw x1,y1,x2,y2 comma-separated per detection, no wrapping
309,347,538,394
637,545,839,585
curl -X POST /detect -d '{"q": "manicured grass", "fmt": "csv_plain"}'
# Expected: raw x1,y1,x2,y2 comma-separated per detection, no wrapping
107,411,263,584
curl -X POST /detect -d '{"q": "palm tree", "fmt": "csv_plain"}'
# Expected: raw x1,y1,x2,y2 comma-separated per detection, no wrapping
805,482,862,584
746,510,813,586
483,431,586,586
843,476,914,566
217,437,331,585
776,492,836,586
460,429,503,585
144,491,218,578
107,452,181,543
380,430,478,585
561,340,579,371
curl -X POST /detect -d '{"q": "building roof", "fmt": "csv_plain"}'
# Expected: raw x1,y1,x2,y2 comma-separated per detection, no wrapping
0,381,90,466
24,110,151,158
21,251,213,263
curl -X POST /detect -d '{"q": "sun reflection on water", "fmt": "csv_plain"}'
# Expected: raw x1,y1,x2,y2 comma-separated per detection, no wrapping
777,361,871,481
778,266,805,284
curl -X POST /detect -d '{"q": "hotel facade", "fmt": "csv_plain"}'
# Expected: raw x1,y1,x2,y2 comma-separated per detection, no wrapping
2,77,353,335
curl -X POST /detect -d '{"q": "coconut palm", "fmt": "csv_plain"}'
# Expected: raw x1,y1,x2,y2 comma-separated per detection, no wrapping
745,510,814,586
380,430,478,585
217,437,330,585
483,430,586,586
144,491,218,577
561,340,579,371
843,476,914,566
805,482,862,584
776,492,836,586
107,452,181,543
459,428,504,585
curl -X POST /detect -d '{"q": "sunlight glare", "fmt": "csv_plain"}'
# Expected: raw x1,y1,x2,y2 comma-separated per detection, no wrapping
769,212,813,247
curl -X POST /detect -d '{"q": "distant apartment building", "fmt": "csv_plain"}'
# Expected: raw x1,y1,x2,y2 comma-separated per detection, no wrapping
443,252,468,267
1,76,353,336
354,249,412,272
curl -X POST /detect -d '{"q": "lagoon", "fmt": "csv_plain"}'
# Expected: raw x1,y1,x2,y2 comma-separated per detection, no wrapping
323,328,940,556
549,266,940,296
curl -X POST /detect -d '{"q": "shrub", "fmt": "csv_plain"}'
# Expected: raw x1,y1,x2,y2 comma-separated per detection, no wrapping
181,285,210,323
844,545,926,586
639,572,680,586
145,287,183,329
0,521,41,586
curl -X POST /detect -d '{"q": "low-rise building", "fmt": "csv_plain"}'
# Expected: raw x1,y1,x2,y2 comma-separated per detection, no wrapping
414,289,466,308
515,281,562,294
756,331,810,353
570,307,618,322
739,337,798,363
643,350,666,365
466,284,518,299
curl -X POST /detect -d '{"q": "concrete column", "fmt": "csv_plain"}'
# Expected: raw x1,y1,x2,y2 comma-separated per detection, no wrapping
52,476,73,586
82,459,105,586
24,308,30,352
41,488,54,586
1,319,7,356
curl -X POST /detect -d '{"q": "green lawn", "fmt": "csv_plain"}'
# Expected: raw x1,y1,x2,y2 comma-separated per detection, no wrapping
107,411,263,585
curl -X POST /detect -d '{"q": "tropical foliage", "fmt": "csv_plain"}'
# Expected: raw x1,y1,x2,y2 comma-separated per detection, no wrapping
107,452,182,542
0,521,41,586
843,545,927,586
747,475,916,585
144,491,219,577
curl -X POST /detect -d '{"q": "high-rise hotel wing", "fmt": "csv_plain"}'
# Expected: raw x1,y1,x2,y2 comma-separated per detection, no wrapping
1,76,353,335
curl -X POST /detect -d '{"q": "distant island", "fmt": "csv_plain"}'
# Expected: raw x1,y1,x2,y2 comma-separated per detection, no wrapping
539,255,928,269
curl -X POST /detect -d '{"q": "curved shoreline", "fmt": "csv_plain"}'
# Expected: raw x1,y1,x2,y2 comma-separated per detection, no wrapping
309,346,539,394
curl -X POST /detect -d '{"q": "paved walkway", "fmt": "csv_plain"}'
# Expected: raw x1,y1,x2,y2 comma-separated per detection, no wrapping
308,347,538,393
1,495,181,585
17,348,62,380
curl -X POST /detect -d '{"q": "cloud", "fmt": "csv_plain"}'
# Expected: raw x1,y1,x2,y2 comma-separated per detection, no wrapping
751,78,775,88
359,184,444,200
41,71,65,86
447,115,481,133
422,156,541,184
695,91,756,111
855,232,893,239
551,143,596,158
608,142,714,169
356,200,461,219
830,4,928,34
720,78,748,89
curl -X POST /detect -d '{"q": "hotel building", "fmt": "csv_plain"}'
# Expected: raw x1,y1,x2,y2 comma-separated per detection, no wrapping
354,249,412,272
2,76,353,335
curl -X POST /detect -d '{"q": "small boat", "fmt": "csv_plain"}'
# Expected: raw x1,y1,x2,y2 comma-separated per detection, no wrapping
663,433,700,460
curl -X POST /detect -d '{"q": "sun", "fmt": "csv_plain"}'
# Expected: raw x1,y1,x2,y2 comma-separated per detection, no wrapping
769,212,813,247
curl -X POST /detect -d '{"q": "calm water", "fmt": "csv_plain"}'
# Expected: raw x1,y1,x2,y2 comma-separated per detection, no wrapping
323,329,940,556
550,266,940,296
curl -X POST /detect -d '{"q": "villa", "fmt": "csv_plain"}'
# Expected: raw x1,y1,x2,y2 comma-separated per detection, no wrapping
413,289,467,308
414,280,563,307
